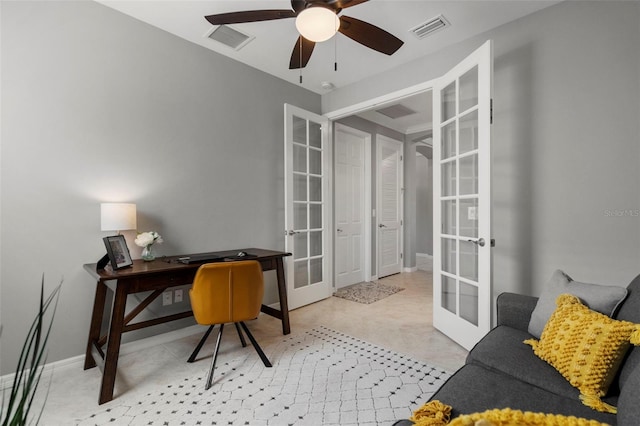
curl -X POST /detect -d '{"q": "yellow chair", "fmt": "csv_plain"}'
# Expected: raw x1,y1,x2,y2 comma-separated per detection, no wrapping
187,260,272,390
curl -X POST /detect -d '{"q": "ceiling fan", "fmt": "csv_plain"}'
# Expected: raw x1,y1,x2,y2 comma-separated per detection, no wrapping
205,0,404,69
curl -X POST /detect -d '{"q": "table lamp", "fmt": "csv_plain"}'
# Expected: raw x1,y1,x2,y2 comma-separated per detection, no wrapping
98,203,137,269
101,203,137,234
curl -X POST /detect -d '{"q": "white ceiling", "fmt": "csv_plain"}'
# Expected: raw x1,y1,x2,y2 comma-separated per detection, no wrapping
97,1,558,133
97,0,557,95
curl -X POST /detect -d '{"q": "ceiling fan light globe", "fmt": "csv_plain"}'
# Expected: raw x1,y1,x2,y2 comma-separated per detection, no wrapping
295,6,339,42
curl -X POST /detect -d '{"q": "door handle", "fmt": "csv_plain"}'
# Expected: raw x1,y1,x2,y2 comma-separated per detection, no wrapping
337,228,343,233
286,230,299,236
378,224,387,228
467,238,486,247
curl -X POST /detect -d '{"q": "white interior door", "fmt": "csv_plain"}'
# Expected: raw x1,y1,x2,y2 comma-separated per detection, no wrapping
334,124,371,288
433,41,493,350
377,135,403,279
284,104,333,309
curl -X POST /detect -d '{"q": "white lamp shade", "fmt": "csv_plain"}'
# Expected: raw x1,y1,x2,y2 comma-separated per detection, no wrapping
295,6,340,43
101,203,137,232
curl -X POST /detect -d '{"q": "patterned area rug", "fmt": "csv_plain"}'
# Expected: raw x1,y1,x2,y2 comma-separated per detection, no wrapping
81,326,449,426
334,282,405,304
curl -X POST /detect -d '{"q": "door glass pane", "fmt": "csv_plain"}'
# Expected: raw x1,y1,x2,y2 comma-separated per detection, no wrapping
294,260,309,289
293,144,307,173
459,65,479,112
459,154,478,195
294,232,308,259
441,200,457,235
309,121,322,148
309,203,322,229
309,148,321,175
293,173,307,201
459,240,478,281
294,203,307,230
293,116,307,144
459,198,478,238
309,231,322,256
442,81,456,122
309,258,323,285
441,238,456,274
442,276,457,314
442,121,456,159
309,176,322,201
460,282,479,325
441,161,457,197
459,110,478,154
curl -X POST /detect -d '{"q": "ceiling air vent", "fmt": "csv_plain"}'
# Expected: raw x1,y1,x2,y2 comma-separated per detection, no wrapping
375,104,417,120
410,15,449,39
205,25,254,51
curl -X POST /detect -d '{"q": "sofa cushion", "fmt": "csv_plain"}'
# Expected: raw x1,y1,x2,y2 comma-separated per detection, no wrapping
616,354,640,426
525,294,640,413
528,269,627,338
614,274,640,393
428,364,616,424
467,325,583,400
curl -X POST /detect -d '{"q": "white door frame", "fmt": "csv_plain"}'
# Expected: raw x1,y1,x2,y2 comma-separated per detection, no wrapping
334,123,372,287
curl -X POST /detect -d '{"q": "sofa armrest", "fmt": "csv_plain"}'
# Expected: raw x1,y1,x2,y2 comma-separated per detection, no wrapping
496,292,538,332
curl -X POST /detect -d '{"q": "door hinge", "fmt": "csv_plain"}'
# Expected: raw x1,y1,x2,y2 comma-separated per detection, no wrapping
400,252,403,259
490,98,494,124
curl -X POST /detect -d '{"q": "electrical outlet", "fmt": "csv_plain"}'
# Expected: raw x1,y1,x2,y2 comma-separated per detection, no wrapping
162,291,172,306
174,289,183,303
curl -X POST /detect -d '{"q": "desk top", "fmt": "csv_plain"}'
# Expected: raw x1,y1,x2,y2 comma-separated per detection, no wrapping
84,248,291,281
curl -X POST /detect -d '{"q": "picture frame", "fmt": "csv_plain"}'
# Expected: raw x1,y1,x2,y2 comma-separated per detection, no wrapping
102,235,133,269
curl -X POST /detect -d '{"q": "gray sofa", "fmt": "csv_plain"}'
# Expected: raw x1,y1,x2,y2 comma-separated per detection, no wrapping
395,273,640,425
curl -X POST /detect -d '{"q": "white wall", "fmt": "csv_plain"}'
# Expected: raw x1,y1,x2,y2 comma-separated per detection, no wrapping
324,1,640,298
0,1,319,374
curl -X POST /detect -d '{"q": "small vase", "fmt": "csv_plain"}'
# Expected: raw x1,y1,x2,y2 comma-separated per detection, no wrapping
141,245,155,261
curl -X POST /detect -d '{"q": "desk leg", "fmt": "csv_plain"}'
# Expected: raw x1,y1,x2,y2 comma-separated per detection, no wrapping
99,283,128,405
84,280,107,370
275,258,291,335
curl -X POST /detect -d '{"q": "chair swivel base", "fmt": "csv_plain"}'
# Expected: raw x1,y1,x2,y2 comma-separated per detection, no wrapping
188,321,272,390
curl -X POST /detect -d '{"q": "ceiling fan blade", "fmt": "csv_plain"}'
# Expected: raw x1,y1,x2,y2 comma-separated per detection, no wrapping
338,15,403,55
205,9,296,26
289,36,316,69
291,0,306,13
333,0,369,9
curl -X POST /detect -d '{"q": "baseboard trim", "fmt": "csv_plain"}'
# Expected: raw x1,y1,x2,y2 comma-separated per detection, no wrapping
404,266,418,273
0,324,203,391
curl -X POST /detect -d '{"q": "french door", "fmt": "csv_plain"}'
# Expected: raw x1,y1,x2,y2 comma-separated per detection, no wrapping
284,104,333,309
433,41,493,350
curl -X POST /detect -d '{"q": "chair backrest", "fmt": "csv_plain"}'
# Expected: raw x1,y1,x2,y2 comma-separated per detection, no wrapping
189,260,264,325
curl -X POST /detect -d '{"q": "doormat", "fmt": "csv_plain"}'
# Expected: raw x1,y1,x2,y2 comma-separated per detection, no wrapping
80,326,450,425
334,281,404,304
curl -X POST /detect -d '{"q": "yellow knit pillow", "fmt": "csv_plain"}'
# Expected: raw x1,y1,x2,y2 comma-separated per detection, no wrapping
524,294,640,413
448,408,610,426
410,401,610,426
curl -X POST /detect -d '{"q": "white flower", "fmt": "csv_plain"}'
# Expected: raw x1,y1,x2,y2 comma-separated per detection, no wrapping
135,231,163,248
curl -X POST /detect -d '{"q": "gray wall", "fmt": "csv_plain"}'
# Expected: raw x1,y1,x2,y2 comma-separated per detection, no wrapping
0,1,319,374
416,150,433,255
323,1,640,298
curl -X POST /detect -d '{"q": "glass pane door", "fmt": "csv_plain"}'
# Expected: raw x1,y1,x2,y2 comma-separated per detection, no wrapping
433,41,492,350
284,104,332,309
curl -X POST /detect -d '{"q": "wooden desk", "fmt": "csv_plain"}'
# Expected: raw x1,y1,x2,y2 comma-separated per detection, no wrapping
83,248,291,405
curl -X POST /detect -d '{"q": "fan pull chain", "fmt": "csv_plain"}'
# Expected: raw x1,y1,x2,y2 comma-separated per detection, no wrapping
334,33,338,72
299,37,303,84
